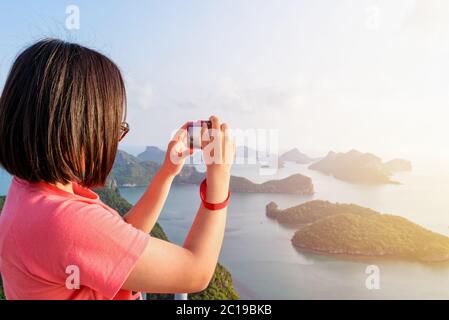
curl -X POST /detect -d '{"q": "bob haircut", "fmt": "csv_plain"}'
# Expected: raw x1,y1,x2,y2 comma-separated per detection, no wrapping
0,39,126,188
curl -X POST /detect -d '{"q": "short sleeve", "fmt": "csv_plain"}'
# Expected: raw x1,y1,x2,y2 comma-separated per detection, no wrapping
58,201,150,299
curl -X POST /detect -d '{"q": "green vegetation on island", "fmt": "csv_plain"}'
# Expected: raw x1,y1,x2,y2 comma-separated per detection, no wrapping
231,174,314,195
267,200,449,263
188,263,239,300
266,200,377,226
108,150,159,187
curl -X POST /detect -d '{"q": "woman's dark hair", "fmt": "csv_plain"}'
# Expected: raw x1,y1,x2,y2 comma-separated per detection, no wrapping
0,39,126,188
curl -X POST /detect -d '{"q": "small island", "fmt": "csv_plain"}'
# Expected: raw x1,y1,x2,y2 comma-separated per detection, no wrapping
308,149,411,185
267,200,449,263
278,148,315,168
230,174,314,195
266,200,377,226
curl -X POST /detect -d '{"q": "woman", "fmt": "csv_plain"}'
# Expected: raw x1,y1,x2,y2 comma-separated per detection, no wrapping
0,39,234,300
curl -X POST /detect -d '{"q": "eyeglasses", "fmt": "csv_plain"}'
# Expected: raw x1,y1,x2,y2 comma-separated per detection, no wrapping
119,122,130,142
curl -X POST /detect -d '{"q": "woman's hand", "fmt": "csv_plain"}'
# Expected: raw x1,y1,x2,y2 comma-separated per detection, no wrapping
201,116,235,203
161,123,192,177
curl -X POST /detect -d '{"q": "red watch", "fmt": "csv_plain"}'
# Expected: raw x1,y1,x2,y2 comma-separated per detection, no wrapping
200,179,231,210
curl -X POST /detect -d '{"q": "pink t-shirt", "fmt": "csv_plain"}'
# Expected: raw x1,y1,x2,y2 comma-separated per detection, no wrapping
0,176,150,300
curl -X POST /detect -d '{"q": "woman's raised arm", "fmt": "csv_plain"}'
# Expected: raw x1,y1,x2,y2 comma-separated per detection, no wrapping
123,124,191,234
123,116,235,293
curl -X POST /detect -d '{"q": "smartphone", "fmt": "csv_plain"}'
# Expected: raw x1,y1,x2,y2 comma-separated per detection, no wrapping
187,120,212,149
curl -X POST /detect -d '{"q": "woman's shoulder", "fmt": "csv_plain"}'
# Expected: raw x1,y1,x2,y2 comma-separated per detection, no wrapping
7,176,115,213
3,177,118,233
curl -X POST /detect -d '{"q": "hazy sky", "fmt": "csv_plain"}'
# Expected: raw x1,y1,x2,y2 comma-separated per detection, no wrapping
1,0,449,161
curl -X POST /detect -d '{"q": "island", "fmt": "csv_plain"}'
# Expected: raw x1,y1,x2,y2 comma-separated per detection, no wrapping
266,200,449,263
230,174,314,195
0,191,239,300
111,150,314,195
266,200,377,226
278,148,315,166
308,149,411,184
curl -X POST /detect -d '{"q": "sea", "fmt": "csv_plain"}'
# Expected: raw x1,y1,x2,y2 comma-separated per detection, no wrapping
1,158,449,299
